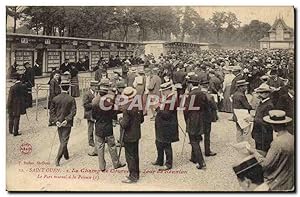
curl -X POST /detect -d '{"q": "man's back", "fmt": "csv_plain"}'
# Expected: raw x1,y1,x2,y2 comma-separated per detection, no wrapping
50,92,76,127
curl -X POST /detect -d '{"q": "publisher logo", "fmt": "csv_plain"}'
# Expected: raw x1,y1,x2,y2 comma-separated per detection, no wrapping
20,143,32,154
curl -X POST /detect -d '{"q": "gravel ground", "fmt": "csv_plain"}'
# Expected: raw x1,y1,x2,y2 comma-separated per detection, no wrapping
6,96,244,191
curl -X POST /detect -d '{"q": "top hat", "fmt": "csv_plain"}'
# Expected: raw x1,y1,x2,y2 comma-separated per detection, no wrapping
122,87,137,99
236,79,249,87
159,82,173,91
254,83,273,93
263,110,292,124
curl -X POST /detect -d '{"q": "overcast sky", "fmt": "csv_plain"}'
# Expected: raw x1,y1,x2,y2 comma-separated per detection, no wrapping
195,6,294,27
7,6,294,29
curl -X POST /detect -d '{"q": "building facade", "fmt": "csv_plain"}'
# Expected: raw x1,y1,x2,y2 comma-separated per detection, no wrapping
143,41,221,59
259,18,294,50
6,33,142,74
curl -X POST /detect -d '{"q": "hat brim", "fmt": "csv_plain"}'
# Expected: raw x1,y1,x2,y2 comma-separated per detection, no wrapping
236,82,249,87
263,116,292,124
122,89,137,99
59,83,70,87
255,88,272,93
159,86,173,91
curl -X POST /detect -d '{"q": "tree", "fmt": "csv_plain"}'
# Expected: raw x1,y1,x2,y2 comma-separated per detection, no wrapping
209,11,227,42
238,20,271,48
177,6,200,42
223,12,241,43
7,6,26,33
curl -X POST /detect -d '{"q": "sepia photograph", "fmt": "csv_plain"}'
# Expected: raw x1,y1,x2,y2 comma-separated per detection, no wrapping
5,5,295,192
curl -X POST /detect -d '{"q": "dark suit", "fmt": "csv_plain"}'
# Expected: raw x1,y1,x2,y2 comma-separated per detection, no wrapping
232,90,252,122
127,72,136,87
94,68,102,82
232,90,252,142
276,93,294,134
120,104,144,181
196,70,209,83
7,81,27,135
59,63,71,73
155,93,179,168
48,78,61,108
173,70,187,95
252,98,274,152
203,92,218,154
92,95,121,170
24,67,35,108
83,89,95,146
50,92,77,162
184,87,207,165
230,74,244,95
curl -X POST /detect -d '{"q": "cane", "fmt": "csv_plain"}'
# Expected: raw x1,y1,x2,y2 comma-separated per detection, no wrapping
48,128,58,162
178,123,187,156
25,112,37,133
118,128,125,160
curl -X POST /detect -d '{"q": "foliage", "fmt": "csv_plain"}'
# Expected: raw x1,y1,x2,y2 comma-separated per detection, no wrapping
7,6,274,48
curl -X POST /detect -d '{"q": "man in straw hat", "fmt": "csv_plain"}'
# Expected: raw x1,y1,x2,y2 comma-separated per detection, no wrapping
83,81,99,152
232,79,253,142
50,76,77,166
251,83,274,153
119,87,144,183
91,84,126,172
276,82,294,134
247,110,294,191
152,82,179,171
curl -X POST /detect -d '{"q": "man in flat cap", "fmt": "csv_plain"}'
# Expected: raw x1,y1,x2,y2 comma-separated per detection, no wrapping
83,81,99,153
50,76,77,166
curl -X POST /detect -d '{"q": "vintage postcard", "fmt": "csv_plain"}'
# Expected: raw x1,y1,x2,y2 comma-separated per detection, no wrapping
6,6,295,192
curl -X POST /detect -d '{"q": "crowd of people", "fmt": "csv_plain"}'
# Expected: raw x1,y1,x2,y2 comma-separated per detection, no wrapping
7,48,294,190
